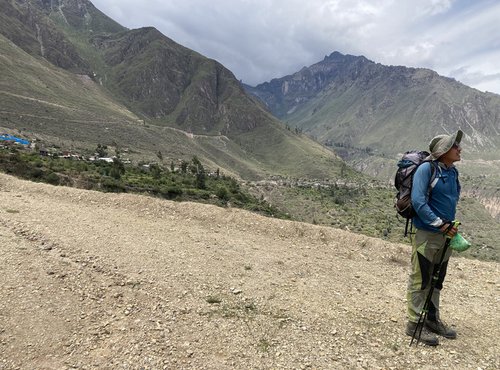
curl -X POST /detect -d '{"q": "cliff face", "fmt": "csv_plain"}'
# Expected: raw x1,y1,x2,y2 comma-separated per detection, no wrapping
90,27,271,136
246,51,500,155
0,0,91,72
245,52,373,117
35,0,125,33
0,0,281,137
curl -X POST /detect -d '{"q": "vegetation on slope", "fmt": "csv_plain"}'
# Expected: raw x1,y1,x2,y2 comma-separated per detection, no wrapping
0,28,347,182
248,180,499,262
1,145,498,261
0,147,287,218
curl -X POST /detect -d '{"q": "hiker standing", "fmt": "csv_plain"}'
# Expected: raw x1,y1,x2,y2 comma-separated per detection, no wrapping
405,129,463,346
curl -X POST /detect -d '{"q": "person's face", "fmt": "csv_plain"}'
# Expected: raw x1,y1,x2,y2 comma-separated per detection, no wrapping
441,142,462,164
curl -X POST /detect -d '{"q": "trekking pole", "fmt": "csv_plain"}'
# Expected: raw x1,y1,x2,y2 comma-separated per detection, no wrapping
410,221,460,346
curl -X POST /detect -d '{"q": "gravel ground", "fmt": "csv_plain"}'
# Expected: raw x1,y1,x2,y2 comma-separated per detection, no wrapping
0,173,498,369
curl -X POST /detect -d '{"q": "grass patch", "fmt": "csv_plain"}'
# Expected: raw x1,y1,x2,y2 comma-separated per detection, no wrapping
257,338,271,352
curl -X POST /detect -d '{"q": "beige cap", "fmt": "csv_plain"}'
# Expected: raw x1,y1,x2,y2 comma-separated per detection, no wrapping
429,129,463,160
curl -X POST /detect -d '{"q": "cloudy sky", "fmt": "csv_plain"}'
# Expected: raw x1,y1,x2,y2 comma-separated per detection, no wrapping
91,0,500,94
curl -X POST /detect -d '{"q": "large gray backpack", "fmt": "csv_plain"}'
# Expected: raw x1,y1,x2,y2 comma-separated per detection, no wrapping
394,150,437,236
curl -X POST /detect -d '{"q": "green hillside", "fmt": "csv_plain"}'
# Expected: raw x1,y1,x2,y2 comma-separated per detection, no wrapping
0,0,347,181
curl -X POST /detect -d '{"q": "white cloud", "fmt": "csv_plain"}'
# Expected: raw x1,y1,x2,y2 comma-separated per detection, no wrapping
422,0,454,16
91,0,500,94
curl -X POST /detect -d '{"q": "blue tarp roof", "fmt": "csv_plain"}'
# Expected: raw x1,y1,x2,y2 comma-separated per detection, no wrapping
0,134,30,145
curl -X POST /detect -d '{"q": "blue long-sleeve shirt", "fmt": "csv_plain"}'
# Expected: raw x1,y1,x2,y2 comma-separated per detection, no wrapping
411,161,460,233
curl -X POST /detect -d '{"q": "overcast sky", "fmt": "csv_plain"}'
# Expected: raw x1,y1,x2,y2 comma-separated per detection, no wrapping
91,0,500,94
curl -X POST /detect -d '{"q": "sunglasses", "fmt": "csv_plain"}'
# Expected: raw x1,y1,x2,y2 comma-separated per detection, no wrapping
452,143,461,149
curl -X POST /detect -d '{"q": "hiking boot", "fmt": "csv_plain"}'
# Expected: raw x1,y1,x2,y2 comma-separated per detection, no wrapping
425,318,457,339
406,321,439,346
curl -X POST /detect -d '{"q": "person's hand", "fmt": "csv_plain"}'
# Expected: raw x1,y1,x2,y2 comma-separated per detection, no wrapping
440,222,458,238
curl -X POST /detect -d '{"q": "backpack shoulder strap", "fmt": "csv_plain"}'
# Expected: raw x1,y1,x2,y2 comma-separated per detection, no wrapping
428,161,439,190
452,166,461,194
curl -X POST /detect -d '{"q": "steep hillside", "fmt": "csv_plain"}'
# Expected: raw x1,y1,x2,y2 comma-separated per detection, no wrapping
0,0,346,180
88,26,291,137
1,173,498,369
245,51,500,227
246,51,500,157
0,0,105,73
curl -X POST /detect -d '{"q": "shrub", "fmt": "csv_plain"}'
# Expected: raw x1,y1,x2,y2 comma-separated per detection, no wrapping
161,185,183,199
101,178,125,192
44,172,60,185
28,167,44,180
216,186,230,201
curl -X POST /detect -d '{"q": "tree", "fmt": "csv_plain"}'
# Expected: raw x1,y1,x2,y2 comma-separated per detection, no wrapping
191,156,206,189
110,158,125,179
150,164,162,180
96,144,108,157
196,169,206,189
180,160,188,174
340,162,347,177
189,156,203,175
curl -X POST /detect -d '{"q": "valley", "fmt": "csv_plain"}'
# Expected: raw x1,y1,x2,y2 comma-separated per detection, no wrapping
1,1,499,368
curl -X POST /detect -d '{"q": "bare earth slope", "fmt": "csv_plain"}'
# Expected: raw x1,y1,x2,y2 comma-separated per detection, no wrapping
0,173,498,370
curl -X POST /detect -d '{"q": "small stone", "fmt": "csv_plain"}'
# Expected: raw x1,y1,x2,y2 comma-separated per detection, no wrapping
40,242,52,250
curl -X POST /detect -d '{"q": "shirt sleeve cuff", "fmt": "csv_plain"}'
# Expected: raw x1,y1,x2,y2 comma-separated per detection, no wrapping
430,217,443,227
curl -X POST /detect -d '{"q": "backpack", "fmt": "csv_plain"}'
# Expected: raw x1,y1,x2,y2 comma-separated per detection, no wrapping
394,150,437,236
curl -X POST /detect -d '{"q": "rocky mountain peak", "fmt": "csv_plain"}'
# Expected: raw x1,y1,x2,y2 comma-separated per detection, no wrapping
245,51,500,154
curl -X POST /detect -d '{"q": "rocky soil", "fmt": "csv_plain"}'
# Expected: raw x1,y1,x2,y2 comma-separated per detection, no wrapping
0,173,498,369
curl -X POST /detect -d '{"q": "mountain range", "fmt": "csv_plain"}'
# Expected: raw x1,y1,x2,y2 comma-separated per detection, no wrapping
0,0,346,180
1,0,500,223
245,51,500,159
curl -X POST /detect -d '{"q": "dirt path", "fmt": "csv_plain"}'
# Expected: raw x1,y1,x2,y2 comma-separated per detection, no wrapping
0,173,498,369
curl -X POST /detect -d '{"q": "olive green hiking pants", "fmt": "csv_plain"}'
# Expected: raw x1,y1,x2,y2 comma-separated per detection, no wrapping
407,229,452,323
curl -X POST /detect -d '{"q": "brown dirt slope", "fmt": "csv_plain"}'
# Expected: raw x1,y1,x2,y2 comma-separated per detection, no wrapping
0,173,498,370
